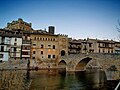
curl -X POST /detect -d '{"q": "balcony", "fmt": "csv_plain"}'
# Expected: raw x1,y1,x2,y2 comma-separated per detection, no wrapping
22,40,31,44
98,46,113,49
22,55,30,57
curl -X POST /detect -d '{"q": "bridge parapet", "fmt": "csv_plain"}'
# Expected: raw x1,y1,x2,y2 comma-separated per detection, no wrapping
60,53,120,71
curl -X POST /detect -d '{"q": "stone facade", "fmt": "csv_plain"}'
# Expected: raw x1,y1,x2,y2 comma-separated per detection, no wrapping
69,38,120,54
6,18,33,31
30,29,68,67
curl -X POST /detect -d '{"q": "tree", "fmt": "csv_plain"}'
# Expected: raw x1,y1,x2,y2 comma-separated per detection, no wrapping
116,20,120,41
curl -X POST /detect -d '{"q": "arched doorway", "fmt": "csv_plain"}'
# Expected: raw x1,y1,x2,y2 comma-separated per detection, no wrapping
75,57,92,71
58,60,66,68
61,50,65,56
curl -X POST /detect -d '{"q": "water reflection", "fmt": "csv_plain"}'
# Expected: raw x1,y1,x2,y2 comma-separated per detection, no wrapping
30,70,108,90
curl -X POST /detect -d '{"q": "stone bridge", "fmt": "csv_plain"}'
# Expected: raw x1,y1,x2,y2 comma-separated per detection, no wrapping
58,53,120,80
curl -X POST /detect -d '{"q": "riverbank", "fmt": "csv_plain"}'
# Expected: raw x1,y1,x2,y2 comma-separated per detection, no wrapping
0,70,31,90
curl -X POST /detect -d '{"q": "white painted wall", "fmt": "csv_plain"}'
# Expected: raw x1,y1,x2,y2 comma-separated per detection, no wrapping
11,37,22,45
5,37,11,44
0,52,9,61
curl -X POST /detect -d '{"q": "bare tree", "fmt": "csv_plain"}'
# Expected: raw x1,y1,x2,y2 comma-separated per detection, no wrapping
116,20,120,41
117,20,120,32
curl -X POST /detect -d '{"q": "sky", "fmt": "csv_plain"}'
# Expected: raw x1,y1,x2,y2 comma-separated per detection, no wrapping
0,0,120,40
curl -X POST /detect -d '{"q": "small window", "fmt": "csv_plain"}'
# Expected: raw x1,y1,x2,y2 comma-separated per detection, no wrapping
41,51,43,54
53,55,55,58
111,50,113,53
48,38,50,41
14,43,17,45
15,38,17,41
0,54,3,58
103,49,104,53
48,55,51,58
33,44,36,46
99,49,100,53
32,57,35,59
33,51,36,54
48,45,51,48
53,38,55,41
41,44,44,48
1,46,4,52
53,45,55,49
14,48,17,52
89,43,92,47
37,37,39,40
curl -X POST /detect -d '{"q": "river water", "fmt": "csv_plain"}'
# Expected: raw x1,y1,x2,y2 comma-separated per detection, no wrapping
29,70,118,90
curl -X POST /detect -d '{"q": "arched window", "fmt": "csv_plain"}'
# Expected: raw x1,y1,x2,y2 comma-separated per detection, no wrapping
61,50,65,56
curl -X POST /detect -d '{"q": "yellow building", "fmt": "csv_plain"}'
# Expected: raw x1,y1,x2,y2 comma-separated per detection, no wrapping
6,18,33,31
30,28,68,67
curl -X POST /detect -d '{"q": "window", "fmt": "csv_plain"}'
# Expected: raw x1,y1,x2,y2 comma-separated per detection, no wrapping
33,51,36,54
99,49,100,53
32,57,35,59
15,38,17,41
89,43,92,47
34,37,36,40
48,55,51,58
0,54,3,58
48,38,50,41
53,38,55,41
53,55,55,58
53,45,55,49
103,49,104,53
48,45,51,48
14,48,17,52
1,46,4,52
61,50,65,56
37,37,39,40
41,44,44,48
33,44,36,46
22,51,28,55
111,50,113,53
14,43,17,45
103,44,105,47
41,51,43,54
99,43,100,47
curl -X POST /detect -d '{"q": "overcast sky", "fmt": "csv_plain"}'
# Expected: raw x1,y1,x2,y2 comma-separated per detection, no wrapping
0,0,120,40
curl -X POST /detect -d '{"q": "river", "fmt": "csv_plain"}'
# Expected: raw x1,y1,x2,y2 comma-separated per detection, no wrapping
29,70,119,90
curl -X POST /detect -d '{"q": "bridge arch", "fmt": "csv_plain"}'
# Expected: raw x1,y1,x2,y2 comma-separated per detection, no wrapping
58,60,66,68
75,57,92,71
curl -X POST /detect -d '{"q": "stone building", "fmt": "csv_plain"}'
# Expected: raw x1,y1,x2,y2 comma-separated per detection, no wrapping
30,27,68,67
0,29,11,61
68,38,82,54
68,38,120,54
6,18,33,31
0,29,22,61
21,31,31,60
